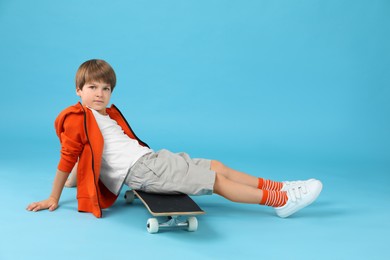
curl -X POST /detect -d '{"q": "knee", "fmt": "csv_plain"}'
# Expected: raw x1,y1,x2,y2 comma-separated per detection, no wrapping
210,160,226,173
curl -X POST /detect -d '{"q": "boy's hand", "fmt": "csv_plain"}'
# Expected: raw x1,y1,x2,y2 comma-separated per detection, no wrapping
26,197,58,212
27,169,70,213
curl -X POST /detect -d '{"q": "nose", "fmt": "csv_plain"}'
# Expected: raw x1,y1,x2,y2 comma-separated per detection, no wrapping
95,89,103,97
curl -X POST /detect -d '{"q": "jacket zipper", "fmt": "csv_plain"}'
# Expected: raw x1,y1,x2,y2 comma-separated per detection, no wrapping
80,103,102,216
112,104,150,148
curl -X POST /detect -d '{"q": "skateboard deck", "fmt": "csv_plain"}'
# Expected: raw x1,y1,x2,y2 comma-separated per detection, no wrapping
124,190,205,233
133,190,205,216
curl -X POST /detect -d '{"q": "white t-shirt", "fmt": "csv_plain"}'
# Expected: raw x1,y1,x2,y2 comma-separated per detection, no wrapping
90,108,152,195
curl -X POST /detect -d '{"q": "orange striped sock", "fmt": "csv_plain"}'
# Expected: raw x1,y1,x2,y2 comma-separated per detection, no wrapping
260,190,288,207
257,178,283,191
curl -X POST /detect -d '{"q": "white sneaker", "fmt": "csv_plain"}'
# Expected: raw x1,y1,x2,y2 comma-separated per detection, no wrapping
281,179,316,191
275,179,323,218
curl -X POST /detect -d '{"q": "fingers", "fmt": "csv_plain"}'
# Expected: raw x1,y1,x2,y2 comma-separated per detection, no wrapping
48,204,58,211
26,202,42,212
26,201,58,212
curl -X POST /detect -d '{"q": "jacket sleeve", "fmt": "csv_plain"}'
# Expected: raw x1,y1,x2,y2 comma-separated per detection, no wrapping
55,113,85,173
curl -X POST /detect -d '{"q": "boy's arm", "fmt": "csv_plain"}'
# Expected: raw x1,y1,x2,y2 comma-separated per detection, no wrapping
26,169,70,212
65,162,78,187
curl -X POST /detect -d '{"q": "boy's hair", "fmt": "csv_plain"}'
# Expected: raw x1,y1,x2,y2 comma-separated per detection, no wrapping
75,59,116,92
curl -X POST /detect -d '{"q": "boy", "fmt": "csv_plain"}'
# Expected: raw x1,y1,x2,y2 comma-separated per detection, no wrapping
27,59,322,218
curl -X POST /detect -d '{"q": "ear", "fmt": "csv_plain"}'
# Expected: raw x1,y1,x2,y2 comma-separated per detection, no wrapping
76,88,81,97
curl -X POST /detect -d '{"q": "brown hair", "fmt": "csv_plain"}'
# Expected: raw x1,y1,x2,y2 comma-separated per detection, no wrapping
75,59,116,92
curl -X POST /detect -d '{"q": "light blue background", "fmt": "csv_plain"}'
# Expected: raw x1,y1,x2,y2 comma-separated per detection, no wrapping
1,1,389,259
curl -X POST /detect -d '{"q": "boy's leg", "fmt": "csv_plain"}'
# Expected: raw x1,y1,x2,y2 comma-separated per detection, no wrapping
213,172,323,218
213,172,263,203
213,173,287,207
210,160,283,190
210,160,258,188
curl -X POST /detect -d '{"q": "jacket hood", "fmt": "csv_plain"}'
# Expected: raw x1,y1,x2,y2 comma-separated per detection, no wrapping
55,102,85,138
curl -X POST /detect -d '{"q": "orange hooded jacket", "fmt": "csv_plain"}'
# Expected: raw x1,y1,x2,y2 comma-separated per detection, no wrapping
55,102,148,218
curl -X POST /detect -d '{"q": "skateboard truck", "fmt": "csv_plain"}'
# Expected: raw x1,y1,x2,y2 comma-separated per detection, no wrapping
147,216,198,234
125,190,204,234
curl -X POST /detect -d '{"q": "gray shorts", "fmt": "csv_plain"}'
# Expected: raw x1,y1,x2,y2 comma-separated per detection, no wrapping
124,149,216,196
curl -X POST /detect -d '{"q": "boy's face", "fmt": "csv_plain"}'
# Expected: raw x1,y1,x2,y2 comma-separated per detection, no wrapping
76,81,112,115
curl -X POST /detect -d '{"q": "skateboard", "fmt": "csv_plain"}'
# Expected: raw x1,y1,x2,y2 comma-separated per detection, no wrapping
124,190,205,233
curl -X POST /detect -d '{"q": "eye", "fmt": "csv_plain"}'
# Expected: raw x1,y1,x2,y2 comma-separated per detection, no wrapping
103,87,111,91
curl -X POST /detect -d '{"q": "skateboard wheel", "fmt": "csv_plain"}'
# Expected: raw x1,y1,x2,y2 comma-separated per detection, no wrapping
147,218,159,234
124,190,135,204
187,217,198,232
